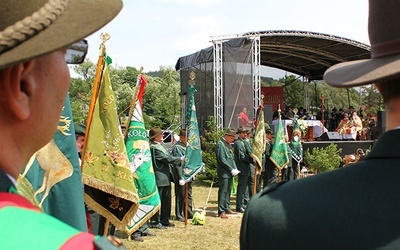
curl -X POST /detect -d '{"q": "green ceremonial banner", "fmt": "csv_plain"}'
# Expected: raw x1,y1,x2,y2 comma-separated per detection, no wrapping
82,55,139,230
17,94,87,231
182,85,204,181
270,116,289,170
250,106,266,171
125,75,160,235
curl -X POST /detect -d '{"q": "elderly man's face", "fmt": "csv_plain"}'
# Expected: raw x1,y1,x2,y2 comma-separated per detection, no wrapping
238,131,247,139
31,50,70,145
225,134,235,144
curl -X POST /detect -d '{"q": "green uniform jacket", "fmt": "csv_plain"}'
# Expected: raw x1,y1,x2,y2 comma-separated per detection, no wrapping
263,139,273,169
234,138,253,176
216,138,237,179
150,141,182,187
241,129,400,249
171,141,185,181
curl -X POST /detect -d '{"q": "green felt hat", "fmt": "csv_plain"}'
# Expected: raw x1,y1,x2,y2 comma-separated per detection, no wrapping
74,123,86,135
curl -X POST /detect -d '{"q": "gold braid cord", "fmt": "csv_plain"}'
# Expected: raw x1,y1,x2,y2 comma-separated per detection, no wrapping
0,0,69,54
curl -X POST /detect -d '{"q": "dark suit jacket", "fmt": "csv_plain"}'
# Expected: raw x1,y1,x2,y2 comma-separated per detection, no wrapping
262,139,274,171
150,141,182,187
171,141,185,182
234,138,253,176
240,129,400,249
216,138,237,179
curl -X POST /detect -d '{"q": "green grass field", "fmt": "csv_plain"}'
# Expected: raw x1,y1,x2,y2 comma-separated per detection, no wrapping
117,181,242,249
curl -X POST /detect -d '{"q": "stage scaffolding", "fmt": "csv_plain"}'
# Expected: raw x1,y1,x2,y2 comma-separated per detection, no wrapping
175,30,370,132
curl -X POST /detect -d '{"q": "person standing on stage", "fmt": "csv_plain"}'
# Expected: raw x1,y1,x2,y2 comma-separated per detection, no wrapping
238,107,252,127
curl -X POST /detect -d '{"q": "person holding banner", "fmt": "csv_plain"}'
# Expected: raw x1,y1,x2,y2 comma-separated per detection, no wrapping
171,129,194,221
262,126,276,188
234,126,254,213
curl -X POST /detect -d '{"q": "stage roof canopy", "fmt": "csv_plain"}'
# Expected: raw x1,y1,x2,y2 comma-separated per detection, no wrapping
175,30,371,81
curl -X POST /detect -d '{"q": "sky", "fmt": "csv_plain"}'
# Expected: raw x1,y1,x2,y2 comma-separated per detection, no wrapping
84,0,369,78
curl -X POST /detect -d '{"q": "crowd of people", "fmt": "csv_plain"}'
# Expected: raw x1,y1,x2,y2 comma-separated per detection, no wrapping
215,120,305,220
273,105,377,140
3,0,400,249
241,1,400,248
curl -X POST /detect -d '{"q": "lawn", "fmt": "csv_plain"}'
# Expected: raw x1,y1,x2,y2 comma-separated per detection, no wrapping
116,181,243,250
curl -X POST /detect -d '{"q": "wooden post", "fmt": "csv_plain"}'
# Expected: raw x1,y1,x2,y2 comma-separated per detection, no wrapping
253,163,258,195
308,126,314,141
184,182,188,227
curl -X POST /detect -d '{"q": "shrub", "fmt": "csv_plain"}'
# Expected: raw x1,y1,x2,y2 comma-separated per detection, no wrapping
304,143,342,173
196,117,224,184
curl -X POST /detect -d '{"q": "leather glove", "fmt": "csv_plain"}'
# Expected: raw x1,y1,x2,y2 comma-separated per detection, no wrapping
179,179,186,186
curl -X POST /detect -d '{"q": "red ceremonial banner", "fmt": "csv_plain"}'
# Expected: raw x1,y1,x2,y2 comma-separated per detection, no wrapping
261,86,284,111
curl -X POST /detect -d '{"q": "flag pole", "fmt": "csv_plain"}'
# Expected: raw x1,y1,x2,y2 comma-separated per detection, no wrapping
82,33,113,236
276,104,283,183
253,162,258,194
184,182,188,226
252,95,265,194
125,67,144,142
81,33,109,169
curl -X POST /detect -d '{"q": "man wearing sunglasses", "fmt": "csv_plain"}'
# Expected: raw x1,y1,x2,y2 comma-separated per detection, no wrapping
0,0,124,249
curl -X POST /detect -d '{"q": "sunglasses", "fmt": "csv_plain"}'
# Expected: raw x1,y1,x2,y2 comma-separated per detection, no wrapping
65,40,88,64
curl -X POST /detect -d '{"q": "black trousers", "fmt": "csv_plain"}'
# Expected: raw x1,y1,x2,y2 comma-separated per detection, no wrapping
217,177,233,215
151,185,171,225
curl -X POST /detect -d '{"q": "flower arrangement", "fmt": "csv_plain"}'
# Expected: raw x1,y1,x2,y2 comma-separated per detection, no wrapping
297,119,310,136
288,119,310,137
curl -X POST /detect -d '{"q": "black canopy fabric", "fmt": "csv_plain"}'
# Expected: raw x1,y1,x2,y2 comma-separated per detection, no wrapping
175,30,371,81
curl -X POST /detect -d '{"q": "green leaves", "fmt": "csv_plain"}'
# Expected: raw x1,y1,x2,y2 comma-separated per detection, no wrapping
304,143,342,173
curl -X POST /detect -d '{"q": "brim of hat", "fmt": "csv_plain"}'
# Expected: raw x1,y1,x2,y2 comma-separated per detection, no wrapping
0,0,122,70
149,132,163,140
324,53,400,88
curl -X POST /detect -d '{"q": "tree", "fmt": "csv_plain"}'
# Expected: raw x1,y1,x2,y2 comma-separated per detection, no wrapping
69,60,181,130
142,66,181,129
197,117,225,184
282,75,305,109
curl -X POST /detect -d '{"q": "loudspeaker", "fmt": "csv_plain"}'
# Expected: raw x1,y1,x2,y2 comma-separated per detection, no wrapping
370,126,385,140
377,110,386,128
320,132,341,141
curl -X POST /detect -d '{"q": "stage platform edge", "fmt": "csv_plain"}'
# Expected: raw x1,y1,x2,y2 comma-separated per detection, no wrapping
303,140,375,158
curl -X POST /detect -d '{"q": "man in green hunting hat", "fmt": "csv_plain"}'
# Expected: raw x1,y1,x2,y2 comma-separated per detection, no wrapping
149,126,184,228
234,126,254,213
262,124,276,188
216,128,240,219
0,0,124,248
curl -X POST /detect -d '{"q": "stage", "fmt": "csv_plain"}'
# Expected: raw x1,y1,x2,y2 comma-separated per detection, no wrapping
302,140,375,158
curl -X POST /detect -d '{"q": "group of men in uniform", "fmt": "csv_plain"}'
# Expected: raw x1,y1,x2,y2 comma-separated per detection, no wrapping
147,127,194,232
216,121,304,219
